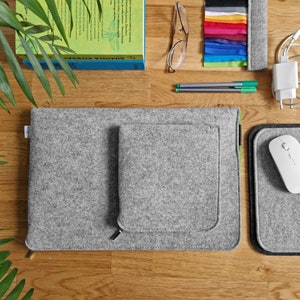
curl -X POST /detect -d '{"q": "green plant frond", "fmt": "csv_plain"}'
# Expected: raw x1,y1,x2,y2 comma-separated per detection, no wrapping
64,0,73,36
23,38,39,55
39,34,61,42
35,38,65,96
0,18,11,28
0,2,24,33
17,0,51,28
96,0,103,19
52,44,75,54
0,261,12,280
18,34,52,100
0,238,14,247
49,44,79,87
19,20,34,27
25,24,51,35
0,268,18,298
0,64,17,109
0,96,10,113
21,288,34,300
0,31,37,107
0,155,8,163
0,251,10,262
5,278,25,300
82,0,92,22
44,0,69,47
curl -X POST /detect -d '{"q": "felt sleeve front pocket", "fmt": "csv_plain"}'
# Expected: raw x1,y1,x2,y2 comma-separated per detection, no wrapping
118,124,220,233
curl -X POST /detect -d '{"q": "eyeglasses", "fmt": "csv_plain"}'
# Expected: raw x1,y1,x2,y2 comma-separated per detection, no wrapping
167,2,189,73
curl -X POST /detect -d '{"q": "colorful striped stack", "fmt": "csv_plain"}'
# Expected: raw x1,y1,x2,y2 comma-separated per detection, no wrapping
203,0,248,67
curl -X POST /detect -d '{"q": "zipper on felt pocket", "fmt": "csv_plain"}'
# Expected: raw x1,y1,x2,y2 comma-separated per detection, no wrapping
110,228,123,240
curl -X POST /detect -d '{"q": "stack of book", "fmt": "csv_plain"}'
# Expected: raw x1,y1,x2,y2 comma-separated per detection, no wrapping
15,0,145,70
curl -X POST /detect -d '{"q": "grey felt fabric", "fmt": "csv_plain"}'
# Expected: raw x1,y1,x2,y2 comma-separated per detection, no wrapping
253,128,300,253
247,0,268,70
26,107,240,251
205,7,247,14
118,124,220,232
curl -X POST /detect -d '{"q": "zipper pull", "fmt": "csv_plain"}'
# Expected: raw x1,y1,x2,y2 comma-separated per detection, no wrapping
110,228,123,240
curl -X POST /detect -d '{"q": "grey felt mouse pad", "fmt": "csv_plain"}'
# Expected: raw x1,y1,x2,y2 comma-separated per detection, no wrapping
118,124,220,233
26,107,240,251
250,125,300,254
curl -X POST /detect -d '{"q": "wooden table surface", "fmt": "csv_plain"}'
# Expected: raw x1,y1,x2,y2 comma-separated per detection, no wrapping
1,0,300,299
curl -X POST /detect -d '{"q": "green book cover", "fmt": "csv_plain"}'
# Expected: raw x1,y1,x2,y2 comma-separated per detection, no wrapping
16,0,145,60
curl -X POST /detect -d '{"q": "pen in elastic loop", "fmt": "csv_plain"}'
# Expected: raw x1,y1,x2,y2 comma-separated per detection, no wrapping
176,80,258,89
175,87,257,93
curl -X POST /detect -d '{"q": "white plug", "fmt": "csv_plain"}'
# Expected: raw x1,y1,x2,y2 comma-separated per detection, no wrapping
272,61,299,108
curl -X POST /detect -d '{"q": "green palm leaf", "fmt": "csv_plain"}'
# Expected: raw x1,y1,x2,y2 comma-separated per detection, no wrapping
18,34,52,99
35,38,65,96
21,288,34,300
0,251,10,262
39,34,61,42
51,44,75,54
0,268,17,298
0,238,34,299
0,97,9,113
0,31,37,107
0,0,102,113
17,0,51,28
44,0,69,46
0,261,12,280
96,0,102,19
0,155,8,164
0,64,17,109
64,0,73,36
25,25,51,35
19,21,35,27
5,279,25,300
82,0,92,22
0,2,24,32
0,239,14,247
49,44,78,87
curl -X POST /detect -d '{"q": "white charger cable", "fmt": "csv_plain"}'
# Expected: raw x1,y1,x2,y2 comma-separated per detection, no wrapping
272,28,300,109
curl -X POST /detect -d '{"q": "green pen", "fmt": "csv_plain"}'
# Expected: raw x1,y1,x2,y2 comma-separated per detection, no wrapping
176,80,258,89
175,87,257,93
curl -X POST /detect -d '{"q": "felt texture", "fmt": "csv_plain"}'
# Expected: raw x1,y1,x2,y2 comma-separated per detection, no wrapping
203,2,248,67
205,11,247,16
247,0,268,70
205,34,247,41
204,55,247,62
204,28,247,35
204,22,247,30
253,127,300,253
205,38,247,46
118,124,220,232
204,61,247,67
205,0,248,7
205,17,247,24
26,107,240,251
205,7,248,14
204,42,247,55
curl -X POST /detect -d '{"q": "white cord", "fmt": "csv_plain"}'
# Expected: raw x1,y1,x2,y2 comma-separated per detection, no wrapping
275,29,300,108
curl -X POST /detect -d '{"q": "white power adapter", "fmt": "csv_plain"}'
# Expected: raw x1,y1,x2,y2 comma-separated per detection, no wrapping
272,60,299,108
273,28,300,109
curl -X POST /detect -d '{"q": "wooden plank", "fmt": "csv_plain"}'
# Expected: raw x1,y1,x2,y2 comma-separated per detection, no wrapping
1,0,300,299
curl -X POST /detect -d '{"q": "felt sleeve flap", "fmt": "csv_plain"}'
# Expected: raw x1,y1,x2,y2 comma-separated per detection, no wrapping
118,124,220,233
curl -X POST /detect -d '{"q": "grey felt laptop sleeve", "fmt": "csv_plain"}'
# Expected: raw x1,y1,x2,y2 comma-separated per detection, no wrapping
26,107,241,251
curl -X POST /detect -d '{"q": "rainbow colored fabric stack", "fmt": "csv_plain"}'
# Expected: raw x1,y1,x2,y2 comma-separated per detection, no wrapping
203,0,248,67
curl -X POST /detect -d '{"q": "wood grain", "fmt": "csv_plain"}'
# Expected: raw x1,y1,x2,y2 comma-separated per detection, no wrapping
1,0,300,299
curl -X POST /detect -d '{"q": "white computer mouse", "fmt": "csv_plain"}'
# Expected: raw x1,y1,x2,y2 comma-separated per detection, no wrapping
269,135,300,194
